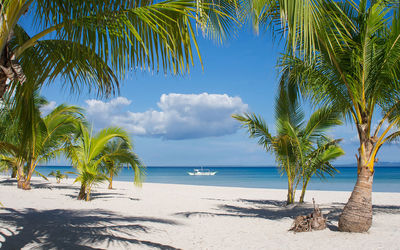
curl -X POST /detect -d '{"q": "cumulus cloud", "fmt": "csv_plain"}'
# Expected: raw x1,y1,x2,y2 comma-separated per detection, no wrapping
85,97,132,128
85,93,248,140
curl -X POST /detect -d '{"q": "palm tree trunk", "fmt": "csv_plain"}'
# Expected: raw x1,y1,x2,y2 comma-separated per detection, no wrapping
108,172,114,189
287,179,294,205
22,167,34,190
0,70,8,99
11,167,17,178
16,163,25,189
86,186,92,201
0,45,10,99
17,176,25,189
339,137,374,232
78,184,87,200
21,162,37,190
299,178,310,203
0,4,31,100
21,178,31,190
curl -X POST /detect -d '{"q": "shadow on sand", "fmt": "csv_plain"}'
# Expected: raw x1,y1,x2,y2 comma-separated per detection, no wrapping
0,208,181,249
64,192,128,200
0,178,79,191
0,178,17,186
174,199,400,231
0,178,138,201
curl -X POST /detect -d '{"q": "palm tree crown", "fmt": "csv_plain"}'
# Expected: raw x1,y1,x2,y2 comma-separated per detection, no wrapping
66,123,139,201
0,0,241,99
233,86,343,204
101,138,145,189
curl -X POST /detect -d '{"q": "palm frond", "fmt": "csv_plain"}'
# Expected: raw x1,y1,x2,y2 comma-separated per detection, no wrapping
34,170,49,181
304,106,342,141
232,113,274,151
8,0,243,98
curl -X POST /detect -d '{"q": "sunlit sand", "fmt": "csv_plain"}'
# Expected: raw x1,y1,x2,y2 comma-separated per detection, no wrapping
0,176,399,249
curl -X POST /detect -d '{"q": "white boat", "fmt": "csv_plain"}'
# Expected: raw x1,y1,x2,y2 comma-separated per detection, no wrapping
187,167,217,176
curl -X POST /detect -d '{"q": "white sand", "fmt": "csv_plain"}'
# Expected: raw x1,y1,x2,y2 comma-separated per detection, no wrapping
0,176,399,249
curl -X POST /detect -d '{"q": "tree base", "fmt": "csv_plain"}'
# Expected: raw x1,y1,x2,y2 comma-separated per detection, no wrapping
338,165,373,233
338,201,372,232
78,185,87,200
17,179,30,190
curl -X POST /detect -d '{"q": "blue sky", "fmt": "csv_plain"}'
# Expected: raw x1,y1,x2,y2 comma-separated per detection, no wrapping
26,21,400,166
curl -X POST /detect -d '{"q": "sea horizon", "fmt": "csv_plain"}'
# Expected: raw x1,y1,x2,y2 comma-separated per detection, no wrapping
15,165,399,193
35,161,400,168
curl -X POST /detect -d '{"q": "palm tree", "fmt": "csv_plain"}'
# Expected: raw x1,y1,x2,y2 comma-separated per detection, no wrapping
233,86,343,204
48,170,68,184
0,0,240,100
65,124,135,201
22,104,83,189
0,154,18,178
0,88,84,189
298,139,343,203
234,112,298,204
278,0,400,232
0,98,21,178
101,138,145,189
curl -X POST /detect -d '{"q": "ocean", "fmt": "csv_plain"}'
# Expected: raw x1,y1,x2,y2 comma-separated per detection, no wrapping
28,165,400,192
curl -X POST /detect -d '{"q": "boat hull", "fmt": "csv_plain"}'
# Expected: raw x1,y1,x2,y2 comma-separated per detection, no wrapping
187,172,217,176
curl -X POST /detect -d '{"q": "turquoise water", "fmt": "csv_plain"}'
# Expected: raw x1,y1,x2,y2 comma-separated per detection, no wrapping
30,165,400,192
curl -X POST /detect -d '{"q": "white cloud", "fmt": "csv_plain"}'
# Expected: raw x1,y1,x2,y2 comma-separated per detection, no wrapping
85,93,248,140
85,97,131,128
40,101,57,115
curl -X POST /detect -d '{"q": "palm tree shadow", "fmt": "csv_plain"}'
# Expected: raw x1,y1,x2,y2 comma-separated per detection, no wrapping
0,208,181,249
331,202,400,216
0,178,17,186
238,199,287,207
175,199,400,232
31,182,80,191
373,204,400,214
0,178,79,191
64,192,128,200
218,202,316,220
175,199,317,220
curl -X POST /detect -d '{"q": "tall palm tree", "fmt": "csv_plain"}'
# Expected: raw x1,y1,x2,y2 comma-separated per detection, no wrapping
233,86,343,204
101,138,145,189
279,0,400,232
235,112,298,204
65,124,135,201
0,0,240,99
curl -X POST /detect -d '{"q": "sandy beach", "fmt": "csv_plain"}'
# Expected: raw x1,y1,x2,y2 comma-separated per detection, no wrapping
0,176,399,249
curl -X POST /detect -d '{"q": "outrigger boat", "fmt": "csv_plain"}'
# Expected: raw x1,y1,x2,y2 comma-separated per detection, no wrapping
187,167,217,176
